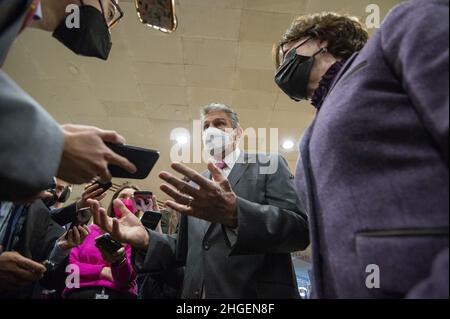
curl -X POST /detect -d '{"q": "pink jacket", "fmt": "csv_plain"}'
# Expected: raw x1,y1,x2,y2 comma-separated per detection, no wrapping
63,224,137,298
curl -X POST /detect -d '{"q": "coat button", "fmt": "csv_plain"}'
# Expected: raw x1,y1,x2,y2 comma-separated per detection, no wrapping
203,242,210,250
194,290,200,297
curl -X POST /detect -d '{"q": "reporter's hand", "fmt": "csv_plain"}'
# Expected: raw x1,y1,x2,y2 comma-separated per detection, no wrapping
100,267,113,282
57,124,137,184
57,225,90,250
89,199,150,250
99,247,126,266
0,249,46,292
77,183,108,210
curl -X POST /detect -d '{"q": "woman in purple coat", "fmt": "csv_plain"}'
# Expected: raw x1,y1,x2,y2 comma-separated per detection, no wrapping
274,0,449,298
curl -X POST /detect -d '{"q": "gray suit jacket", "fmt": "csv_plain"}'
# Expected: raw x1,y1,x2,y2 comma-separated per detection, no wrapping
0,0,64,200
135,153,310,299
297,0,449,299
1,200,66,299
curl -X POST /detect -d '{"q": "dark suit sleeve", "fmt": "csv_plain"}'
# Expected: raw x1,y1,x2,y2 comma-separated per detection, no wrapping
230,155,310,256
133,229,179,274
381,0,449,298
0,71,65,201
50,202,77,226
132,229,185,294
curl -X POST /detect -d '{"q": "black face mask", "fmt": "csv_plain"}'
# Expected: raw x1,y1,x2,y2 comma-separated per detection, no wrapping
53,4,112,60
275,39,325,102
42,189,59,208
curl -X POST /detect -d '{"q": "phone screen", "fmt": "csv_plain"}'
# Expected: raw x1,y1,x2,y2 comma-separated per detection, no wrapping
134,191,153,206
140,211,162,230
95,234,123,254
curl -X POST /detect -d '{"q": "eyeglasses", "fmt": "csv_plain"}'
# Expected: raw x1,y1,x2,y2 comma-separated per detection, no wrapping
98,0,124,29
280,38,311,64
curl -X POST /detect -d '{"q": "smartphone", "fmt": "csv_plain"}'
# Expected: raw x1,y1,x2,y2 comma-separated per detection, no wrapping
140,211,162,230
90,180,112,195
135,0,178,33
95,233,123,254
105,143,160,179
134,191,153,206
65,207,92,238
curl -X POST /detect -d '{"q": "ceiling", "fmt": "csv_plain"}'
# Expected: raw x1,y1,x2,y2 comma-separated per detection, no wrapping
3,0,400,202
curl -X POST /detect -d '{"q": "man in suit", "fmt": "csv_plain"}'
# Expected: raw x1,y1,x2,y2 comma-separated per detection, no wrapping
0,0,135,201
92,103,310,298
275,0,448,298
0,199,90,298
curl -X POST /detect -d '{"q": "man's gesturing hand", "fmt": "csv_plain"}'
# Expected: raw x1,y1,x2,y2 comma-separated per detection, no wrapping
57,124,137,184
159,162,238,228
89,199,150,251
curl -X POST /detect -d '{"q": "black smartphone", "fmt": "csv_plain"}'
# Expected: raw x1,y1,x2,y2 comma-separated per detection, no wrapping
95,234,123,254
65,207,92,238
105,143,160,179
140,211,162,230
91,180,112,195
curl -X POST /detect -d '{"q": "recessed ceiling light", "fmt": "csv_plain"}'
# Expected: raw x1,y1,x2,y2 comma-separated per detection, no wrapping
282,140,295,150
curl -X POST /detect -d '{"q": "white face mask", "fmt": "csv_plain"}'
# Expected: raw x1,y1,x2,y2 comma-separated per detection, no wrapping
202,127,233,157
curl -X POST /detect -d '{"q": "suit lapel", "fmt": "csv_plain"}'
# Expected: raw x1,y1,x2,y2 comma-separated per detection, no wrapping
227,152,250,189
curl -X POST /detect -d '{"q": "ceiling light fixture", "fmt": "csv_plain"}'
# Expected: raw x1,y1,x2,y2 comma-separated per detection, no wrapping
282,140,295,150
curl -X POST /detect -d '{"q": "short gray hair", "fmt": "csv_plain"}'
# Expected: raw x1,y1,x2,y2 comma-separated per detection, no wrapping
200,103,240,129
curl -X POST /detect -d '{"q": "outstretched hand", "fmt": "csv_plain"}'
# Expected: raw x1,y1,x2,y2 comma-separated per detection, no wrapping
89,199,150,250
159,162,238,228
